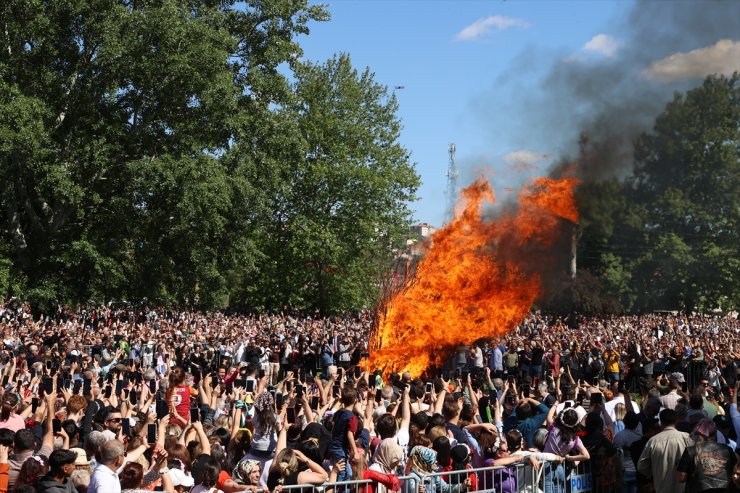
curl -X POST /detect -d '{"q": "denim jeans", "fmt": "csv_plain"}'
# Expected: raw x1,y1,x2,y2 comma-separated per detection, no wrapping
328,444,352,484
622,470,637,493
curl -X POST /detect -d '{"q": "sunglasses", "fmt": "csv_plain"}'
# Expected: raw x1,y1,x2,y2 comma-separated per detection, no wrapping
108,418,123,423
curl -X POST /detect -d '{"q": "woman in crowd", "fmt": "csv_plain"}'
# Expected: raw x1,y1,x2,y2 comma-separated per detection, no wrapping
542,406,591,493
167,366,194,429
404,445,470,493
0,393,24,433
368,438,404,493
243,392,279,471
266,448,329,490
232,458,261,491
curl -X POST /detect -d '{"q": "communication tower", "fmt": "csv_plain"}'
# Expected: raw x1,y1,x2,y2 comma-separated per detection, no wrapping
445,143,458,223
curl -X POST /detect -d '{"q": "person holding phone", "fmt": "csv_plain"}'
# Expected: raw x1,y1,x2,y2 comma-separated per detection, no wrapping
167,366,195,428
242,391,279,471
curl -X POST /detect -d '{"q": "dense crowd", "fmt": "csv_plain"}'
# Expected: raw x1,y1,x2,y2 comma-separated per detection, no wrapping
0,301,738,493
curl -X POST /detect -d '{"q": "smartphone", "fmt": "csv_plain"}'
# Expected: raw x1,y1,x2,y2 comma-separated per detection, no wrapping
147,423,157,443
563,401,573,409
43,376,53,395
128,358,134,367
275,392,284,409
148,380,156,394
286,407,296,424
592,377,599,386
1,375,9,386
333,384,340,396
104,385,112,399
234,378,246,389
354,367,362,379
246,379,255,394
46,360,52,370
225,383,233,395
591,392,604,406
129,389,138,405
30,367,36,379
190,407,200,422
115,380,123,396
52,418,62,434
507,375,515,383
310,396,319,409
83,378,91,396
73,380,82,394
210,375,218,389
296,384,304,399
425,382,433,394
122,418,131,436
156,397,168,420
32,398,39,413
375,388,382,402
258,369,265,380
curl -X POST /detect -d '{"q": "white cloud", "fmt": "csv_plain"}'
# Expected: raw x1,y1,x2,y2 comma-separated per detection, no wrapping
455,15,530,41
503,150,548,164
645,39,740,82
503,150,549,169
583,34,619,57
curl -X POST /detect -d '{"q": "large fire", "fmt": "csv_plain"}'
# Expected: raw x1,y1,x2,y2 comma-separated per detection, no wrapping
366,175,579,377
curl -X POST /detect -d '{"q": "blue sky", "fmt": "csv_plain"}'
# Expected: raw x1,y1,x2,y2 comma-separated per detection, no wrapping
298,0,740,227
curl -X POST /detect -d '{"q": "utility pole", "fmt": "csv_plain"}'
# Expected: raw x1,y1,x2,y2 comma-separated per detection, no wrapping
445,143,458,223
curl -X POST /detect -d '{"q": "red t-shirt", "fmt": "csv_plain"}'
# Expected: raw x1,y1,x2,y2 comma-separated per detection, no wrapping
170,384,194,420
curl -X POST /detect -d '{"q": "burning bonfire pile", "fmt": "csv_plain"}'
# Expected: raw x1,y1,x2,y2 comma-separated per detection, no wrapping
365,175,579,377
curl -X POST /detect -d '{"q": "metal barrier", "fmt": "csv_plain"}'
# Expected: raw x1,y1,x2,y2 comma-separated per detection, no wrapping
266,456,632,493
275,461,546,493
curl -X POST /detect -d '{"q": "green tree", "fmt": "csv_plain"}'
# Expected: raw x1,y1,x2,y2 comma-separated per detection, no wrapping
627,74,740,311
0,0,328,308
240,53,420,314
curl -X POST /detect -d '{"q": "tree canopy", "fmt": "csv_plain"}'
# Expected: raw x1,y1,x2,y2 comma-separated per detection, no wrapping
572,74,739,313
0,0,419,313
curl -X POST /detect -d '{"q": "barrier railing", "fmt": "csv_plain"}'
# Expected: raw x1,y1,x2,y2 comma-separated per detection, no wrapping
275,461,546,493
270,457,634,493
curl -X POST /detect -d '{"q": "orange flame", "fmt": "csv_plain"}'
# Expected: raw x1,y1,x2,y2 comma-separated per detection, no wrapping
366,175,579,377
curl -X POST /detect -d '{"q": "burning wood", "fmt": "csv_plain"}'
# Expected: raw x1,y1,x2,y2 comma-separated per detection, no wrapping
366,175,579,377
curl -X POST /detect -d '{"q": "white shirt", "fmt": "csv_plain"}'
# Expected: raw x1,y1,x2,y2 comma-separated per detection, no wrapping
604,395,640,421
89,464,121,493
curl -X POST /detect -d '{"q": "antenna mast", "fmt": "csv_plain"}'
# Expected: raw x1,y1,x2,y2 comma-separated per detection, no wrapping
445,143,458,223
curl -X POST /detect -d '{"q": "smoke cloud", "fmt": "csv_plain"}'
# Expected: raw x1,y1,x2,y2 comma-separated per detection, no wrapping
491,0,740,182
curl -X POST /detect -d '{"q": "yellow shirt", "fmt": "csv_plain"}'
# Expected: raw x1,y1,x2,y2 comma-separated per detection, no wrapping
605,350,620,373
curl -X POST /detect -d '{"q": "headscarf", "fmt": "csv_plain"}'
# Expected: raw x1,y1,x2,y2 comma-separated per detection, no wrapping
232,459,261,485
373,438,403,474
409,446,436,473
253,391,274,412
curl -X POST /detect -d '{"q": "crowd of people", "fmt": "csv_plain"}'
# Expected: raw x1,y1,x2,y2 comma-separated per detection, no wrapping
0,301,738,493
